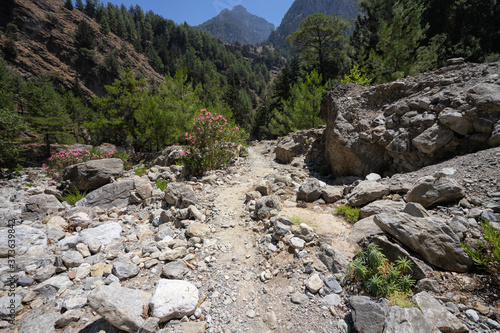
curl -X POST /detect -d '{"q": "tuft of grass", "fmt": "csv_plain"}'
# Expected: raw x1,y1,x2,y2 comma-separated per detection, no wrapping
134,165,148,176
336,205,360,223
462,219,500,276
387,291,416,308
61,188,87,205
155,178,168,191
288,216,314,227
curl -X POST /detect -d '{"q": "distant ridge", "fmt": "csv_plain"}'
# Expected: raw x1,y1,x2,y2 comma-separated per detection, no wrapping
197,5,275,45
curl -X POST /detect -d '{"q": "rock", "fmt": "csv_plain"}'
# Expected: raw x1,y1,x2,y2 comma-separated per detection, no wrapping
77,222,122,248
76,243,91,257
149,279,199,322
90,263,113,277
62,250,84,268
467,82,500,112
289,237,305,250
384,306,438,333
359,200,405,219
412,123,455,154
46,215,68,231
88,284,150,332
291,293,309,304
186,222,210,238
112,256,140,280
0,225,47,255
465,309,479,323
275,129,322,163
245,191,262,201
22,194,63,220
55,309,81,327
317,244,349,273
181,322,208,333
188,205,203,220
321,186,344,203
306,273,324,293
291,223,315,242
438,108,473,136
347,216,385,246
159,247,188,261
403,202,431,218
297,178,322,202
347,180,390,206
366,173,382,181
67,212,92,228
0,294,23,319
263,310,278,330
162,259,189,279
19,312,60,333
34,265,56,282
164,183,198,208
374,213,472,272
62,158,124,192
76,180,134,208
34,275,73,298
255,195,282,219
323,276,342,293
413,291,467,332
134,177,152,200
255,180,272,196
62,294,88,310
488,121,500,146
405,176,465,208
323,294,341,307
350,296,388,333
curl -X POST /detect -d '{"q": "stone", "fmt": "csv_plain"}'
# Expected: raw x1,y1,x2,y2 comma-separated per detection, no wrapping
34,265,56,282
164,183,198,208
149,279,199,322
62,158,124,192
55,309,81,327
275,130,318,164
467,82,500,112
162,259,189,279
22,194,63,220
317,244,350,273
488,120,500,146
438,108,473,136
306,273,324,293
75,180,134,208
291,293,309,304
291,223,315,242
350,296,388,333
465,309,479,322
405,176,465,208
347,216,385,246
289,237,305,250
323,294,341,307
413,291,467,333
159,247,188,261
134,177,152,200
255,180,272,196
297,178,322,202
403,202,431,218
412,123,455,155
255,195,282,219
321,185,344,203
19,312,60,333
359,200,405,219
347,180,390,206
90,263,113,277
366,173,382,181
263,310,278,330
34,275,73,298
88,284,150,332
67,212,92,228
78,222,122,248
374,213,472,272
76,243,91,257
46,215,68,231
181,322,208,333
245,191,262,201
0,226,47,255
62,250,84,268
323,276,342,293
416,278,441,293
186,222,210,238
112,256,140,280
188,205,203,220
384,306,438,333
0,294,23,319
62,294,88,310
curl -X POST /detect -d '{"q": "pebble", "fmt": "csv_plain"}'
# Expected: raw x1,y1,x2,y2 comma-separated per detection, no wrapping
245,309,256,318
465,309,480,322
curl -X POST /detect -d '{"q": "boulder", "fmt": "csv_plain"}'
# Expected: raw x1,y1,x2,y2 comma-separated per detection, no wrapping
384,306,438,333
359,200,405,219
76,180,134,208
88,284,150,332
373,213,472,272
0,225,47,255
467,82,500,112
62,158,124,192
34,275,73,298
347,180,390,206
306,273,324,294
186,222,210,238
19,312,60,333
162,259,189,279
405,176,465,208
438,109,473,136
317,244,349,273
290,223,315,242
321,185,344,203
347,216,385,246
22,194,63,220
58,222,122,251
412,123,455,155
350,296,388,333
134,177,153,200
297,178,322,202
254,195,282,219
275,128,322,164
164,183,198,208
149,279,199,322
413,291,467,332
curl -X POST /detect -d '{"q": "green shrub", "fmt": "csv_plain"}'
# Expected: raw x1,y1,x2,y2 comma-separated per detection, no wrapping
462,219,500,275
387,291,416,308
288,216,313,226
336,205,360,223
61,188,87,205
347,243,415,297
341,64,372,86
134,165,148,176
155,178,168,191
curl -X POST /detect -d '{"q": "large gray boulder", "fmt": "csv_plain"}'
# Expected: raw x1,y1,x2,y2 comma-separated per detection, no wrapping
297,178,322,202
22,194,63,220
58,222,122,250
359,200,405,219
405,176,465,208
255,195,282,219
413,291,467,333
346,216,385,247
373,213,472,272
62,158,124,192
88,284,151,332
347,180,390,206
384,306,438,333
412,123,455,154
164,183,198,208
350,296,388,333
275,128,323,164
149,279,199,322
76,180,134,208
19,312,60,333
0,225,47,255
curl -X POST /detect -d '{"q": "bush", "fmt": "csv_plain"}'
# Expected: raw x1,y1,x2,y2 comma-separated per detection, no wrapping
336,205,360,223
341,64,372,86
387,291,416,308
347,243,415,297
61,188,87,205
181,109,248,173
134,165,148,176
462,219,500,275
42,148,131,180
155,178,168,191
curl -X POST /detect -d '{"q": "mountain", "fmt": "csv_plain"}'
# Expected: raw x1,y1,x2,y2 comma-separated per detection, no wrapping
268,0,357,46
197,5,275,45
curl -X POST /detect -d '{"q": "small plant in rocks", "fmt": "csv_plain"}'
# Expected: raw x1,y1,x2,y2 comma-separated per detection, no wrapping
42,148,131,180
61,188,87,205
155,178,168,191
134,165,148,176
335,205,360,223
181,109,248,173
462,219,500,276
347,243,415,297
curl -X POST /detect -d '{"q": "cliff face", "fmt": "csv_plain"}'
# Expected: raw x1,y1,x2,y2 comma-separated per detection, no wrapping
0,0,163,98
267,0,357,46
320,60,500,177
197,5,275,45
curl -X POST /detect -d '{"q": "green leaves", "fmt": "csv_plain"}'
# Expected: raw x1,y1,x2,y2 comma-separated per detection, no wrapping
462,219,500,275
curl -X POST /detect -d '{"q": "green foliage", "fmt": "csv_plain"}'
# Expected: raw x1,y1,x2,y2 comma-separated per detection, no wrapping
289,216,313,227
462,219,500,275
43,148,131,180
134,165,148,176
387,291,416,308
0,108,27,167
2,38,18,60
335,205,360,223
347,243,415,297
75,20,95,49
61,188,87,205
64,0,73,10
155,178,168,191
181,109,248,173
341,64,372,86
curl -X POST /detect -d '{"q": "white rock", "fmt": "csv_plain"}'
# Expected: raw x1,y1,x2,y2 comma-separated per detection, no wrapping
149,279,199,322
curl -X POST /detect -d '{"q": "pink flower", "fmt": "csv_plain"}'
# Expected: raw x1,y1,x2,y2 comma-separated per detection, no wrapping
185,132,189,137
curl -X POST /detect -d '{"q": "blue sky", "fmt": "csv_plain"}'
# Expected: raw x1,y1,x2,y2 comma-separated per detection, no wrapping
105,0,296,28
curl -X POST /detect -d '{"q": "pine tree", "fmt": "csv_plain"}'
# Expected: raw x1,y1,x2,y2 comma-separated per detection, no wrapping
75,0,84,11
64,0,73,10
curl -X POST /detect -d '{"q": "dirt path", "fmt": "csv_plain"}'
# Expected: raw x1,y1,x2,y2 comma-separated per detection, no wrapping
197,142,355,333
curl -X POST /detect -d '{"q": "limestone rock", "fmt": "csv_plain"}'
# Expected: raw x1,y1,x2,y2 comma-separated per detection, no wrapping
297,178,322,202
405,176,465,208
350,296,388,333
62,158,124,192
76,180,134,208
359,200,405,219
306,273,324,293
19,312,60,333
0,226,47,255
255,195,282,219
164,183,198,208
22,194,63,220
347,180,390,206
384,306,438,333
347,216,385,246
162,259,189,279
149,279,199,322
412,123,455,155
112,256,140,280
321,185,344,203
317,244,349,273
413,291,467,332
186,222,210,238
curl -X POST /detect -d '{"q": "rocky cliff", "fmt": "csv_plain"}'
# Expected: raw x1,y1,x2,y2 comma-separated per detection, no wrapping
320,60,500,177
